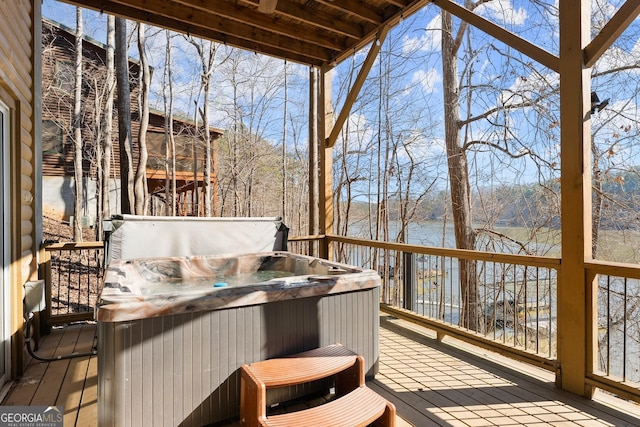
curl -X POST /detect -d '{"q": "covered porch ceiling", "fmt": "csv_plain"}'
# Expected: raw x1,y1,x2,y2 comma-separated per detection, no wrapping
59,0,430,67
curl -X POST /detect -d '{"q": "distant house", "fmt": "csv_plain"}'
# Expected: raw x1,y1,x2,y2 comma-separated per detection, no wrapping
41,18,223,223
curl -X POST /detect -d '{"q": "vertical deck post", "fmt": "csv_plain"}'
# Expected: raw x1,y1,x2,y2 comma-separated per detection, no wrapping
558,0,595,397
319,66,333,260
403,252,416,311
308,67,319,256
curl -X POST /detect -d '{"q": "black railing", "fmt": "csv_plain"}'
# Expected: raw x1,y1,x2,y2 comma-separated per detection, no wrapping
324,235,559,365
586,261,640,402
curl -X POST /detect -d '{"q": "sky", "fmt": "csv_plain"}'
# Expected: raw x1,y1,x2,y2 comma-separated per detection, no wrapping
40,0,640,195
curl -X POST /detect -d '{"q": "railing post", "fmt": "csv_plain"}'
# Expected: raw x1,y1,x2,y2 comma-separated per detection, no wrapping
38,245,52,334
558,0,594,397
585,268,598,382
403,252,416,311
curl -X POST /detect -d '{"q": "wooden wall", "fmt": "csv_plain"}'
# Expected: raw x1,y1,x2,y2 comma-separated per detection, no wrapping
0,0,39,376
41,18,142,179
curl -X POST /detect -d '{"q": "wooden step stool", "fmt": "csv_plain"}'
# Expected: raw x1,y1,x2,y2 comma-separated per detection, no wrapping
240,344,395,427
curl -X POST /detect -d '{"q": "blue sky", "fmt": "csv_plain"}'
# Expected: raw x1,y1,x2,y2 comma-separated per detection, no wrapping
41,0,640,196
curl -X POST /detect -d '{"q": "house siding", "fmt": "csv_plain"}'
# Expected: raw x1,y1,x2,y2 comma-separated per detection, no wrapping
40,19,222,220
41,18,142,181
0,0,39,376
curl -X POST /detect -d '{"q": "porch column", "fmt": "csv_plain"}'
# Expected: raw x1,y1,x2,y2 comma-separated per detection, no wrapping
319,66,334,260
558,0,595,397
308,67,319,248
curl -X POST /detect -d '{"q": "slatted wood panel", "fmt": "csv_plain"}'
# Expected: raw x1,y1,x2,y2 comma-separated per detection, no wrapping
98,288,380,426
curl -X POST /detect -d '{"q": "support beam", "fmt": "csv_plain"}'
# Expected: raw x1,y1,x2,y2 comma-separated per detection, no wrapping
584,1,640,68
258,0,278,14
558,0,595,398
319,66,334,259
432,0,559,72
308,66,319,250
326,26,389,148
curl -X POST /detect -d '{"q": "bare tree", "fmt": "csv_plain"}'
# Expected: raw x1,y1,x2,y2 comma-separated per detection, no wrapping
163,30,177,216
134,22,150,215
72,7,84,241
98,15,115,237
186,37,218,216
115,17,134,214
440,9,480,330
217,50,284,217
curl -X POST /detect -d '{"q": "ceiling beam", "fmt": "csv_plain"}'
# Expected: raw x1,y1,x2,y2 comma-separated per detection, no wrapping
64,0,434,66
315,0,384,25
65,0,331,65
170,0,347,51
238,0,364,40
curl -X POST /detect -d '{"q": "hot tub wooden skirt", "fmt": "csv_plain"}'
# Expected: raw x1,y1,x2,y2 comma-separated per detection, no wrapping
97,287,379,427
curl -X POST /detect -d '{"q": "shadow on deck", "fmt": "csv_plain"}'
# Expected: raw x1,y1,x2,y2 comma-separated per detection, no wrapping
2,317,639,426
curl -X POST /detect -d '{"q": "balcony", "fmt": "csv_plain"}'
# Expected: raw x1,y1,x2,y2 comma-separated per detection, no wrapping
5,235,640,425
3,317,639,426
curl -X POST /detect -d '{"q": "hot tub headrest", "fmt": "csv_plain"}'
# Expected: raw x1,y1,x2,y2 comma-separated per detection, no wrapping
104,215,288,264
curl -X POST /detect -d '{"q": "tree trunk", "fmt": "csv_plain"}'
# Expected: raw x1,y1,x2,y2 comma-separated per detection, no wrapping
100,15,115,232
135,23,150,215
163,30,177,216
441,9,480,330
592,153,602,258
201,45,214,217
115,17,134,214
187,38,218,217
72,8,83,241
192,102,199,216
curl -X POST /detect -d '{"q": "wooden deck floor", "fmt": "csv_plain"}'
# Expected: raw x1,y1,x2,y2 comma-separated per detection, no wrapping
2,317,639,426
2,322,98,426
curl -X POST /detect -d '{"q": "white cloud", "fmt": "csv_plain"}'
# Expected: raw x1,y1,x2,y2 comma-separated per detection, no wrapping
475,0,528,26
410,68,442,94
402,15,441,54
334,113,375,152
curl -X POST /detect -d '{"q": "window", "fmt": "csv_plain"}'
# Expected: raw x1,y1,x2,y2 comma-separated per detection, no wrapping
42,120,64,155
55,60,74,93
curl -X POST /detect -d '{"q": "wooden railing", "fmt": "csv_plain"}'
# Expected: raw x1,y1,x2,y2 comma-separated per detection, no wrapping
289,234,640,404
38,234,640,403
40,241,104,325
287,234,323,257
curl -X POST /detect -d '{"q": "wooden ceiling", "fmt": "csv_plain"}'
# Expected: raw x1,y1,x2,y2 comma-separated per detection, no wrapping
61,0,431,67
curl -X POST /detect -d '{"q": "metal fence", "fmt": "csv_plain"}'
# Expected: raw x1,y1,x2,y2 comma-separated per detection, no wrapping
325,235,559,365
586,261,640,402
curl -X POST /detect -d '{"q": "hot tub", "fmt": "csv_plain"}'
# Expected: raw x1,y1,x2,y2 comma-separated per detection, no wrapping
97,251,380,427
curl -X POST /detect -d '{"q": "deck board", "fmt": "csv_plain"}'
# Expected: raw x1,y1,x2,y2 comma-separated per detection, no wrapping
58,327,96,426
74,355,98,427
31,333,75,406
2,319,639,426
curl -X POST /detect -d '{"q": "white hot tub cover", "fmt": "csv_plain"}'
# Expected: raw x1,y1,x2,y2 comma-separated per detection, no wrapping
104,215,288,264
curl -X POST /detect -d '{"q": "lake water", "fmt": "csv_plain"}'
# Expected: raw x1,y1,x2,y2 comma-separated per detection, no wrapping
348,221,638,383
